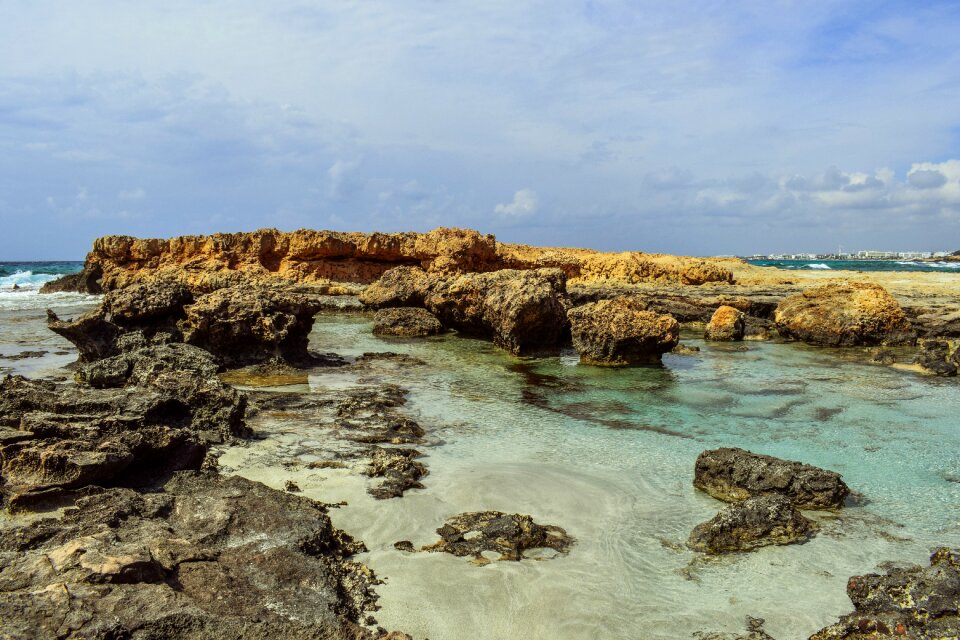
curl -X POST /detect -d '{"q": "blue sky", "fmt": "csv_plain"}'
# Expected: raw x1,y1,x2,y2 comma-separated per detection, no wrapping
1,1,959,258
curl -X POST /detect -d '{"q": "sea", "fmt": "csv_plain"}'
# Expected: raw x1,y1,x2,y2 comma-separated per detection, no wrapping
748,259,960,272
2,259,959,639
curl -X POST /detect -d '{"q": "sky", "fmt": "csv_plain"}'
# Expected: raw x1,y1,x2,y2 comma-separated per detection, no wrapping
1,1,959,259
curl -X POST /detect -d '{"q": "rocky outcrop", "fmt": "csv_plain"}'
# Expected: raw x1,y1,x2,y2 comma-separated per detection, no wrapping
365,447,428,499
0,472,394,639
694,448,849,510
706,305,746,341
359,266,432,308
915,339,960,376
774,282,916,347
687,495,817,554
419,511,573,565
809,547,960,639
372,308,443,337
46,228,734,294
0,344,246,509
567,297,679,365
47,280,326,367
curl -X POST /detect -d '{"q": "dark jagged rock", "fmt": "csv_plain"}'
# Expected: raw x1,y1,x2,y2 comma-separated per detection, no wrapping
0,351,48,361
774,282,916,347
421,511,573,565
567,297,679,365
694,448,850,510
915,339,960,376
809,547,960,639
47,280,326,368
365,447,427,499
0,345,246,508
39,263,103,294
705,305,746,341
423,268,570,354
0,472,392,639
372,307,443,338
687,495,817,554
694,617,776,640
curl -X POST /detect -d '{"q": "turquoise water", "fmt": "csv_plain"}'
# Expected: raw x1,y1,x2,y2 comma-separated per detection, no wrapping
0,261,86,312
748,259,960,272
300,312,960,639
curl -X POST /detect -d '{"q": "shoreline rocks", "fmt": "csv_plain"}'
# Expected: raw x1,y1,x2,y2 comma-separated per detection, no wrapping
419,511,574,565
705,305,746,341
694,448,850,510
687,494,818,554
372,307,443,337
567,297,679,365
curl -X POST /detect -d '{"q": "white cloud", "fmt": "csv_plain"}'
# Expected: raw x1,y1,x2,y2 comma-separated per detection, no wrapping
119,187,146,200
494,189,539,217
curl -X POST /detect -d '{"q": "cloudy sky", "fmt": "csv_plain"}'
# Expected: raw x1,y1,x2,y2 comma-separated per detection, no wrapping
2,1,959,258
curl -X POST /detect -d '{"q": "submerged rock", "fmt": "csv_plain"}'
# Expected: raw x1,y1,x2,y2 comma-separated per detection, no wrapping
372,307,443,337
694,616,777,640
0,472,389,639
694,447,850,510
774,282,916,347
705,305,746,341
687,495,817,554
421,511,573,564
365,447,427,499
809,547,960,639
915,339,960,376
567,297,679,365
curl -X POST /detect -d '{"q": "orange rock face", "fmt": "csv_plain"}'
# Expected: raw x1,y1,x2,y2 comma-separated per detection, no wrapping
567,297,680,365
705,305,746,341
60,228,734,293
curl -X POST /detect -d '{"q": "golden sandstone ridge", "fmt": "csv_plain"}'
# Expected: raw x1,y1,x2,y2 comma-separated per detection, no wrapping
68,227,734,293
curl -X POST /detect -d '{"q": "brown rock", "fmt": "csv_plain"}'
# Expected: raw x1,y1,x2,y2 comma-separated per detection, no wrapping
567,297,679,365
774,282,916,347
694,448,849,510
687,495,817,554
359,266,432,309
421,511,573,563
706,305,746,341
372,308,443,337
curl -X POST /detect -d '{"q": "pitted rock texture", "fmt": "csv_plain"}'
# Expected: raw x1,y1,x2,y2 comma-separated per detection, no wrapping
774,282,916,347
372,308,443,338
915,339,960,376
420,511,573,565
809,547,960,640
45,227,734,294
567,297,680,365
694,448,850,510
706,305,746,341
687,495,817,554
0,472,394,640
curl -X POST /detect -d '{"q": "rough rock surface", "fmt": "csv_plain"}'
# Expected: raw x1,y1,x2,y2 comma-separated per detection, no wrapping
420,511,573,565
46,227,734,294
706,305,746,341
915,339,960,376
694,448,849,510
365,447,428,499
372,307,443,338
0,472,390,639
687,495,817,554
774,282,916,347
0,344,246,509
809,547,960,639
694,617,776,640
47,280,326,367
359,266,432,309
567,297,680,365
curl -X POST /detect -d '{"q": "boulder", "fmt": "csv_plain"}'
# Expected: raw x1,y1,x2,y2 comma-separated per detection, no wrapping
687,495,817,554
358,266,432,309
365,446,427,499
694,448,849,510
372,307,443,337
0,472,389,639
420,511,574,564
915,339,959,376
424,268,570,354
705,305,746,341
567,297,679,365
774,282,916,347
809,547,960,639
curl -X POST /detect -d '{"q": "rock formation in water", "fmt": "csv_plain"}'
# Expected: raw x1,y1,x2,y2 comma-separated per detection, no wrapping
0,472,398,640
774,282,916,347
0,344,246,510
694,617,776,640
706,305,747,341
808,546,960,639
372,308,443,337
567,297,680,365
43,227,734,294
687,494,817,554
915,338,960,376
694,448,850,510
419,511,574,565
47,279,327,367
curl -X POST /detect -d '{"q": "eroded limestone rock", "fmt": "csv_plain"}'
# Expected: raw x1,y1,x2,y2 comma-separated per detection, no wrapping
567,297,679,365
705,305,746,341
687,495,817,554
372,307,443,338
421,511,574,565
